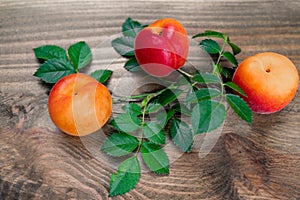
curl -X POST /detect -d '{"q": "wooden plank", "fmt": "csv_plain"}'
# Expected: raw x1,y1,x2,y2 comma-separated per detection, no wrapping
1,0,300,199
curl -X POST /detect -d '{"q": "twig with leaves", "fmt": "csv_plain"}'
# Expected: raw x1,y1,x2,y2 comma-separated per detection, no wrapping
105,18,252,196
32,17,252,197
33,41,112,84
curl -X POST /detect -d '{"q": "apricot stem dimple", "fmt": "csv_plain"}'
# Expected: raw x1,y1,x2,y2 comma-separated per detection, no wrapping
266,68,271,73
150,26,163,35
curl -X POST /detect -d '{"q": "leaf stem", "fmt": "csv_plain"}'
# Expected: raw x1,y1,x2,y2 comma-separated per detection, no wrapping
135,93,154,156
214,39,228,102
177,68,193,78
216,43,226,65
213,39,227,75
113,93,153,103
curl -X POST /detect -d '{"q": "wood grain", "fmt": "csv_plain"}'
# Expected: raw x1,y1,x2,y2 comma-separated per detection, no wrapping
1,0,300,199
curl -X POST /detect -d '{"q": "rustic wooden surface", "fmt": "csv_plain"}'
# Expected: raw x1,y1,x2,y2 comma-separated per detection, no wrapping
1,0,300,199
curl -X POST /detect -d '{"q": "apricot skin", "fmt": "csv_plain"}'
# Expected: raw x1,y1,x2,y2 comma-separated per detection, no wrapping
134,18,189,77
232,52,299,114
48,73,112,136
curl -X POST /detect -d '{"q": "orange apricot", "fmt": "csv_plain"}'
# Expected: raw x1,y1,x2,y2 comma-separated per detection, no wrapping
48,73,112,136
233,52,299,114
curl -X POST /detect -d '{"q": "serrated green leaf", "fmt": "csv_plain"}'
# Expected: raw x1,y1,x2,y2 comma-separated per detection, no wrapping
223,51,238,66
170,118,193,152
185,86,197,109
192,100,226,134
193,30,225,39
109,119,122,132
101,133,139,157
33,58,75,83
146,103,162,114
151,88,182,107
124,57,141,72
141,142,169,174
113,113,141,133
186,88,221,103
68,41,92,70
122,17,143,38
192,73,222,84
155,109,175,128
172,103,191,116
90,69,112,84
224,82,246,96
111,36,135,58
226,94,252,123
122,103,142,117
199,39,220,54
143,122,165,144
228,39,241,55
33,45,68,61
109,156,140,196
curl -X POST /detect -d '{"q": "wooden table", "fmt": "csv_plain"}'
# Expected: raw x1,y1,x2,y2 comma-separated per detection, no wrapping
1,0,300,199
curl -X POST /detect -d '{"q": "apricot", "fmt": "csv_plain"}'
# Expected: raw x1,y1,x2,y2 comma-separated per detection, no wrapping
48,73,112,136
232,52,299,114
134,18,189,77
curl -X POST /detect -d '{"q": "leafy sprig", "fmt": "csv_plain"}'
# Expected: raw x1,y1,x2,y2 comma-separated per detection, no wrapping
105,18,253,196
33,41,112,84
111,18,147,72
32,18,253,197
193,30,252,123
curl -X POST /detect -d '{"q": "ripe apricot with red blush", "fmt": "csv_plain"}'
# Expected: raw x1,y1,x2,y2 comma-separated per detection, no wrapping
134,18,189,77
48,73,112,136
233,52,299,114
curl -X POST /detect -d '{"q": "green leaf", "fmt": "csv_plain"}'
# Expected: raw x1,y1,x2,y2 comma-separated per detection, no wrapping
170,118,193,152
109,119,122,132
223,51,238,66
143,122,165,145
33,45,68,61
122,17,143,38
185,86,197,109
111,36,135,58
151,88,182,107
33,58,75,83
228,39,241,55
109,156,140,196
124,57,141,72
193,30,225,39
192,100,226,134
199,39,220,54
101,133,139,157
186,88,221,103
122,103,142,117
192,73,222,84
155,109,175,128
226,94,252,123
224,82,247,96
146,103,162,114
113,113,141,133
172,103,191,116
141,142,169,175
68,41,92,70
90,69,113,84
